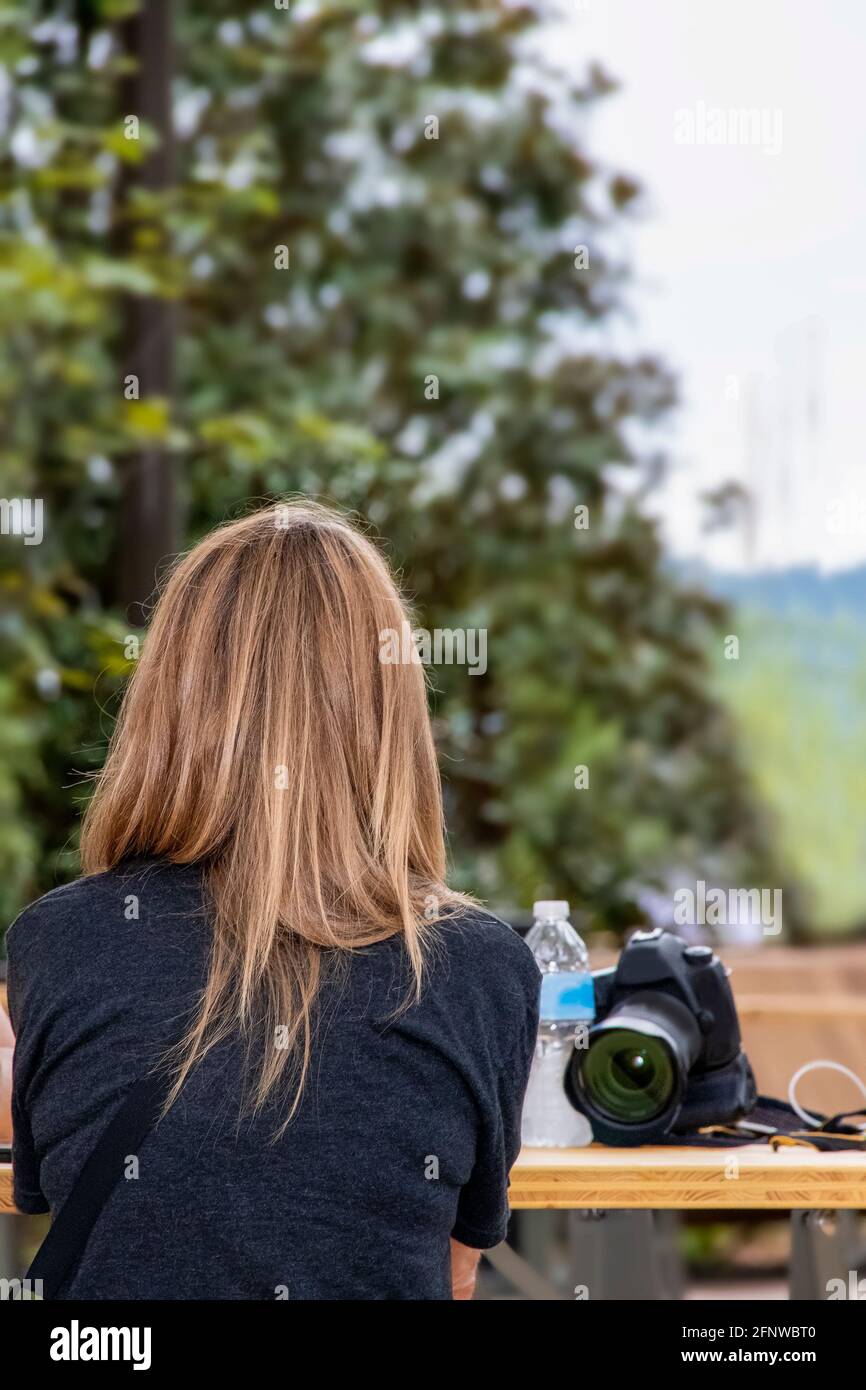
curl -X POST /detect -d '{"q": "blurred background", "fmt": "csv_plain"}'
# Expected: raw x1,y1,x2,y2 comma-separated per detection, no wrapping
2,0,865,1299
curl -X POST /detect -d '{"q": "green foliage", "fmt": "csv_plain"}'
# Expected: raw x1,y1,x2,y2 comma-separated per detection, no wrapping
0,1,787,932
716,606,866,934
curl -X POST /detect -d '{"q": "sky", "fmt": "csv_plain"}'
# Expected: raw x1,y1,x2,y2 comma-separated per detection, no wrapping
549,0,866,573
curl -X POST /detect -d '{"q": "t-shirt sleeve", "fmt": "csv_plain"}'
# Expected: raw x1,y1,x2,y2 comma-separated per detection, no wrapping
6,930,50,1215
451,942,540,1249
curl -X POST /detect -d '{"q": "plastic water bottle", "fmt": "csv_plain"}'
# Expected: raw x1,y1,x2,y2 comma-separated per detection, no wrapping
521,900,594,1147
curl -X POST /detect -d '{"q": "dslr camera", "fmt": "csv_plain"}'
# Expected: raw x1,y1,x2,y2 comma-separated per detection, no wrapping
566,928,757,1145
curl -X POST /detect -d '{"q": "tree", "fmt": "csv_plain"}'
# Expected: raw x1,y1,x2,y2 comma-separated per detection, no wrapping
0,0,790,933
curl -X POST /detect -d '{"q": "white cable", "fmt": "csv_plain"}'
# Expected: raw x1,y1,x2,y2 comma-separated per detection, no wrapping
787,1059,866,1129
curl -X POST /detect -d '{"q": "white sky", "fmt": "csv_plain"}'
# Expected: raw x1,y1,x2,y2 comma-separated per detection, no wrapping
550,0,866,572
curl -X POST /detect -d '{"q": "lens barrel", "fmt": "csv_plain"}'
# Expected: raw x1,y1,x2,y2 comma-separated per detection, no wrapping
568,990,703,1145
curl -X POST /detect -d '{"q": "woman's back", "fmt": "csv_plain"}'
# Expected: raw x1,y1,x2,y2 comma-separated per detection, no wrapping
8,859,540,1300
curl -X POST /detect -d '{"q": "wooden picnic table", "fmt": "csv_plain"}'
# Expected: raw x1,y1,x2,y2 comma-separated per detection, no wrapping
3,1144,864,1299
5,1142,866,1213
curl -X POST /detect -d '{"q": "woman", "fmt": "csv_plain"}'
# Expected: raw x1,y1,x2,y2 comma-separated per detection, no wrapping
5,501,540,1300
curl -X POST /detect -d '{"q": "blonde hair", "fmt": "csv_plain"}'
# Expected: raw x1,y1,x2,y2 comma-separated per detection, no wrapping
81,501,467,1128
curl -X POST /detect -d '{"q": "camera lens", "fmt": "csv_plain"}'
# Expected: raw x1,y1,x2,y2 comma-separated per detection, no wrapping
580,1027,676,1123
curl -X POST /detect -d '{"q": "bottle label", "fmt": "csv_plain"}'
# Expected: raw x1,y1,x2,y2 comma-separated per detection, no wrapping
539,972,595,1021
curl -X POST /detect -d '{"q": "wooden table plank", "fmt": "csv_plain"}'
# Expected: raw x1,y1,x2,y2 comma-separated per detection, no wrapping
509,1145,866,1210
1,1166,16,1215
4,1147,866,1214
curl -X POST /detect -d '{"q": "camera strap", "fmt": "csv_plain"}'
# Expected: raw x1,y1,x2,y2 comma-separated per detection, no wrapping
769,1107,866,1153
670,1096,866,1151
25,1067,169,1300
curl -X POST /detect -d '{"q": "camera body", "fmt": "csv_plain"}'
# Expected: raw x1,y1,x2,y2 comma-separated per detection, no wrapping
566,927,757,1145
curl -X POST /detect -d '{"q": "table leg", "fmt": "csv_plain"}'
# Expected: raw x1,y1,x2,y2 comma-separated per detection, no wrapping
789,1210,860,1300
570,1209,683,1300
483,1240,565,1300
0,1214,25,1290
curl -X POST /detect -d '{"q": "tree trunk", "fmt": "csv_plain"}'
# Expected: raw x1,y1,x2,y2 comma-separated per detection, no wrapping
115,0,179,621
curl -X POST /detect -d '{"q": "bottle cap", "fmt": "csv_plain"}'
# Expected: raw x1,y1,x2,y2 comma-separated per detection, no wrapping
532,900,570,921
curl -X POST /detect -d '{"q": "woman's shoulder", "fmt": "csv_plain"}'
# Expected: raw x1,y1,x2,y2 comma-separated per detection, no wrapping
430,905,541,1002
5,859,204,960
6,873,110,947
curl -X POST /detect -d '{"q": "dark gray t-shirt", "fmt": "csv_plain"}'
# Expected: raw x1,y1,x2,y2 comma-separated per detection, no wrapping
7,859,540,1300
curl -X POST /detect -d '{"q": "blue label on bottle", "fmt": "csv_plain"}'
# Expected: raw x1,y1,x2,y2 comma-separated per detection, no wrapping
539,972,595,1021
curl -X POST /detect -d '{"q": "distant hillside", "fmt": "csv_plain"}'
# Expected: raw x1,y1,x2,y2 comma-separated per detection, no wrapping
680,562,866,624
684,562,866,936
